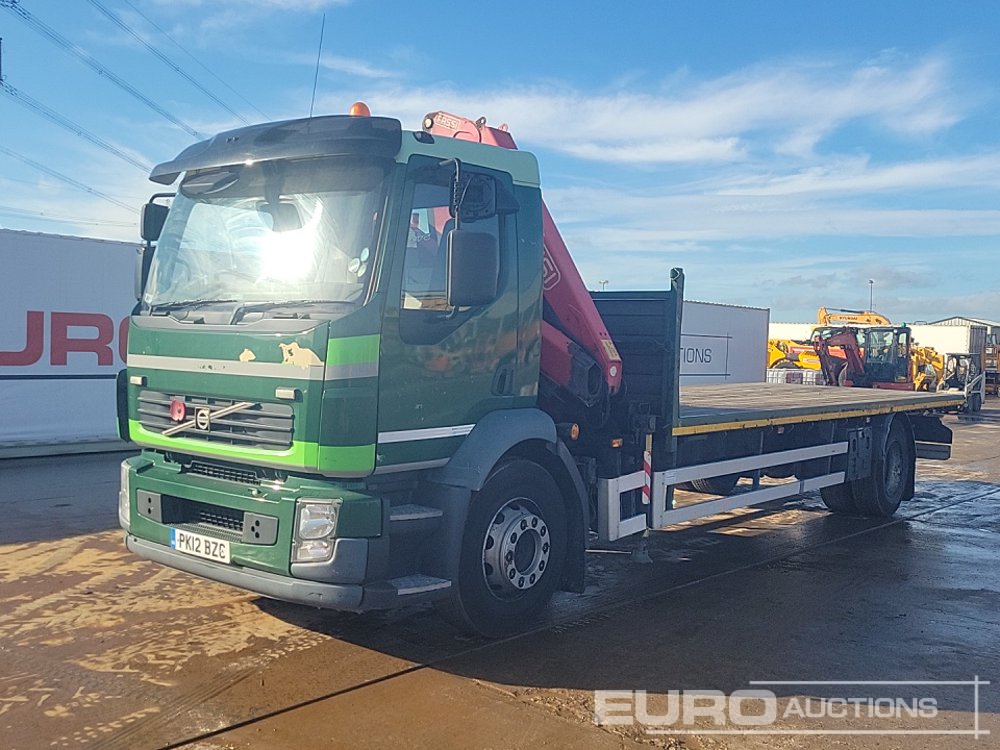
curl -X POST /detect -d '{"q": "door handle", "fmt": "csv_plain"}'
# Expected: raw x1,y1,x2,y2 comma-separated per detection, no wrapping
491,364,515,396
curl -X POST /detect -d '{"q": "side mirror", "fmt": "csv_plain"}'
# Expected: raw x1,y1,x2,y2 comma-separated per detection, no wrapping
447,230,499,307
140,202,169,242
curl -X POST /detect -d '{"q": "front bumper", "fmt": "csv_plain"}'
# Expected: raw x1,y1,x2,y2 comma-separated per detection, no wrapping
126,533,450,611
127,533,365,609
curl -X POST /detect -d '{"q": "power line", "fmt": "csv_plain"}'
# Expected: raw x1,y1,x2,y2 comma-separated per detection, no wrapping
0,204,135,227
119,0,269,121
0,80,152,173
0,143,138,213
85,0,250,125
0,0,205,139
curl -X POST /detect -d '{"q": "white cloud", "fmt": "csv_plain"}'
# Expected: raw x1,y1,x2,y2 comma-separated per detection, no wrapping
149,0,351,37
714,154,1000,196
352,52,965,165
153,0,349,9
544,186,1000,245
280,52,395,80
562,138,745,164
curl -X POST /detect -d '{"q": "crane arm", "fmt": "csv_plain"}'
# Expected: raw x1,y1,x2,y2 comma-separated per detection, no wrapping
422,111,622,401
812,328,866,386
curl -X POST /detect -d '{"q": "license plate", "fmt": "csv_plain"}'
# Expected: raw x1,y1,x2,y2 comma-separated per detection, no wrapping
170,528,231,564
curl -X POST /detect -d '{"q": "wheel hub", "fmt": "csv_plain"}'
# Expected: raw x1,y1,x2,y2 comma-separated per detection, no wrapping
885,441,904,496
482,499,550,599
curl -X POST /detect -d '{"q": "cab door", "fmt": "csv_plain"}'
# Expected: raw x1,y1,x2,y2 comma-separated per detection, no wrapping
374,156,520,472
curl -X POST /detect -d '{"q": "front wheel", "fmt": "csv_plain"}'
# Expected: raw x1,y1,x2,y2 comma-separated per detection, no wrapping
443,459,566,637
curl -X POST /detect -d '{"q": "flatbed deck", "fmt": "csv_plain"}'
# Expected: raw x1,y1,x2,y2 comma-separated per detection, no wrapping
676,383,964,436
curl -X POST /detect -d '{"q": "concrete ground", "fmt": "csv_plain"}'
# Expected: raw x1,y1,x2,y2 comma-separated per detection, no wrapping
2,410,998,749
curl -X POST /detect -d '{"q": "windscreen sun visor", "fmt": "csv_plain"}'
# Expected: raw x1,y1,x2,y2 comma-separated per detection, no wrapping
150,115,403,185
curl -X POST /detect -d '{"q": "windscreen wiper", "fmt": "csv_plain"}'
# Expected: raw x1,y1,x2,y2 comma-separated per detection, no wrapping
230,300,350,324
149,298,239,314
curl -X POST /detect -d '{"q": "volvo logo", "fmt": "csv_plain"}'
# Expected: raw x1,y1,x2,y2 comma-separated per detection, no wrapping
194,407,212,431
161,400,254,437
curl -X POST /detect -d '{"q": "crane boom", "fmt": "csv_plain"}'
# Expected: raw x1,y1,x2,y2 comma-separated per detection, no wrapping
422,111,622,407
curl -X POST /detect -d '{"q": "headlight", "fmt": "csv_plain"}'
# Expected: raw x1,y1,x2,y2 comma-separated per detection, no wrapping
118,460,131,530
296,500,339,540
293,500,339,563
293,539,334,562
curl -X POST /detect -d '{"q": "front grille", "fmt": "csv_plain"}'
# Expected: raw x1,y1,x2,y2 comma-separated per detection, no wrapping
138,391,294,451
161,495,245,542
184,460,262,485
188,500,244,532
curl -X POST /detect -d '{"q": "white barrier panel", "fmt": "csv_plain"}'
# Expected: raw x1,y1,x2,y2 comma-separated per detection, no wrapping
0,230,137,446
681,301,769,384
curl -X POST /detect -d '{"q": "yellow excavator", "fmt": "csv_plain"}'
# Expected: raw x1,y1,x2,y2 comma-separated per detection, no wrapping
816,307,892,326
767,338,821,370
911,344,944,392
768,308,944,390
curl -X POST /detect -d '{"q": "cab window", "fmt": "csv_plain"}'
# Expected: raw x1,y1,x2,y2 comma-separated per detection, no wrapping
398,162,505,345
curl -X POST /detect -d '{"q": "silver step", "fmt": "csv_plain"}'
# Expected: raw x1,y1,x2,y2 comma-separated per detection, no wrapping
388,574,451,596
389,503,443,522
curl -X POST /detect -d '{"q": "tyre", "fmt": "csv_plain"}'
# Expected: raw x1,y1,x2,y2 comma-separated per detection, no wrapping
443,459,566,637
820,483,859,514
687,474,740,495
850,419,911,517
970,393,983,412
773,360,799,369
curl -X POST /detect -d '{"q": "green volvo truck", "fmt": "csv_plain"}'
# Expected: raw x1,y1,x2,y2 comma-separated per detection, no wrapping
118,108,963,636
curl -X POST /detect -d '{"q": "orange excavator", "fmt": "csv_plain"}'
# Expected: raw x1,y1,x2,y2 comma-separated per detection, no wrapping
768,308,893,371
770,307,940,390
815,309,942,390
812,326,913,389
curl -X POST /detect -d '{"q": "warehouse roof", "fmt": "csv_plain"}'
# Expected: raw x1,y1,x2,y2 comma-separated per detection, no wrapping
929,315,1000,328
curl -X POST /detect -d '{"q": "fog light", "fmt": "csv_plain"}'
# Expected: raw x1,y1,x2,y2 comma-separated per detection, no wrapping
293,539,334,563
296,501,339,539
118,460,131,530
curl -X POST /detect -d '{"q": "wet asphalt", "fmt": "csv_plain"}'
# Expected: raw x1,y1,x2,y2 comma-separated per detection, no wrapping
1,411,998,749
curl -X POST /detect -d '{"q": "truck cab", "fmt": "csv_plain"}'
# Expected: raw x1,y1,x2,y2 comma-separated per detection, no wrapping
120,112,582,635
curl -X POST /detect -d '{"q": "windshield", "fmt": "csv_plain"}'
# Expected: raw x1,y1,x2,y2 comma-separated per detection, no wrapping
143,155,390,311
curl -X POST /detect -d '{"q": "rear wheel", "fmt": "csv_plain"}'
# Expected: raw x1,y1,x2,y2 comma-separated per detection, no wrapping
851,419,911,517
820,483,859,514
970,393,983,412
687,474,740,495
443,459,566,637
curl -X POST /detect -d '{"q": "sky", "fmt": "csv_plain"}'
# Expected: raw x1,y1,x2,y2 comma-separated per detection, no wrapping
2,0,999,322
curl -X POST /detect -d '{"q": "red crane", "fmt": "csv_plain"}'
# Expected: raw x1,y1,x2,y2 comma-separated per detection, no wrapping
422,111,622,415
